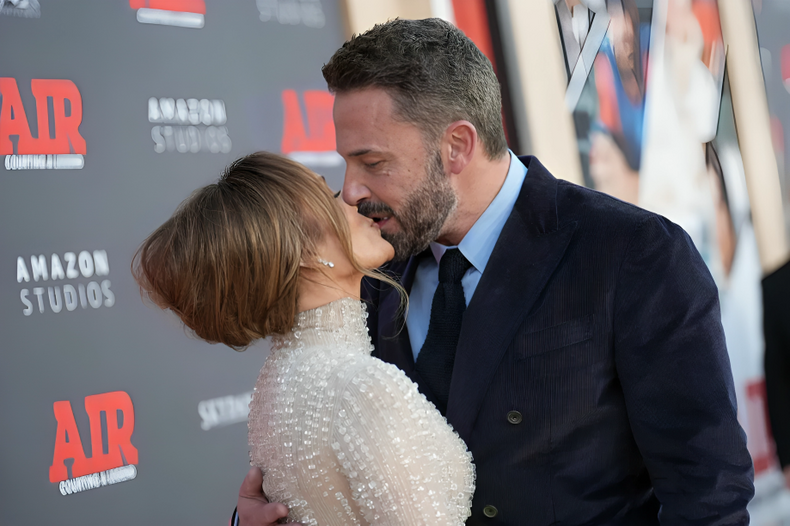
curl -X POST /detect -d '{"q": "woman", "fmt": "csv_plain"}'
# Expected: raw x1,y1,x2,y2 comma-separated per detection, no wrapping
133,152,474,525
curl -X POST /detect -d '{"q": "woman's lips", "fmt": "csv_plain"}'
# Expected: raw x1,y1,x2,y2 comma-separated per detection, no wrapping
372,217,390,229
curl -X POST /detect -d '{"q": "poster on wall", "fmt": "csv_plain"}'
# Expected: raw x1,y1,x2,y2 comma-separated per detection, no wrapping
712,73,790,523
556,1,790,522
752,1,790,521
555,0,653,200
753,1,790,244
0,2,346,525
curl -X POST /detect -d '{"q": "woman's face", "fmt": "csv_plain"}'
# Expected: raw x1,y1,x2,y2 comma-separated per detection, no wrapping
336,194,395,270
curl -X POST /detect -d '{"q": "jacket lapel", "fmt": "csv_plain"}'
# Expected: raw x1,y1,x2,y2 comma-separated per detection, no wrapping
445,157,578,440
376,251,444,407
374,252,424,377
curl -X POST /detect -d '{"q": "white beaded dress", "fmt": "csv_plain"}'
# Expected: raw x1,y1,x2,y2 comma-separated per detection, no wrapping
248,298,475,526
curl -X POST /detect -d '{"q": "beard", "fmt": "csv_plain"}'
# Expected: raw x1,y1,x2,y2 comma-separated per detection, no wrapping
357,151,457,261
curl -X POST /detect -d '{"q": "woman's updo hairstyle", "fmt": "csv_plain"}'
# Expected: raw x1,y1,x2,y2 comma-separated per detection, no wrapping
132,152,355,349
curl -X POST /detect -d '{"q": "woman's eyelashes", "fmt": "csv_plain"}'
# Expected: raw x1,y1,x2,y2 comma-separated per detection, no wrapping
333,190,341,198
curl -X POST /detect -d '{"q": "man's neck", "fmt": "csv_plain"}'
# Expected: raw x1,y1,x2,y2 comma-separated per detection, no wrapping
435,152,512,246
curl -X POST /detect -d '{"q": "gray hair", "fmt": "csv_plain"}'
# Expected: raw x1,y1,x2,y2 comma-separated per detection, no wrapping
322,18,508,159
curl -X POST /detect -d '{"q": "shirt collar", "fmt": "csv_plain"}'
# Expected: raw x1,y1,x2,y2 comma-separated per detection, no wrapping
429,151,528,272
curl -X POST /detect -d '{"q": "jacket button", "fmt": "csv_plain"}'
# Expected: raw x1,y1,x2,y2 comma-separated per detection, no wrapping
483,505,498,518
507,410,522,425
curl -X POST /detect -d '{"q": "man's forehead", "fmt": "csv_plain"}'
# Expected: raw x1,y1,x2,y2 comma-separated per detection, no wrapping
333,89,421,155
333,87,396,124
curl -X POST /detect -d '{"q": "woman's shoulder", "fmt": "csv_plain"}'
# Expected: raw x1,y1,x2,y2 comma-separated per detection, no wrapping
273,342,383,388
271,342,431,418
335,355,439,418
336,352,411,384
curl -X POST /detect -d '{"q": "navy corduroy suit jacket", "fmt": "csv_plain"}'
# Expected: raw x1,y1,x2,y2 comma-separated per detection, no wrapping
362,156,754,525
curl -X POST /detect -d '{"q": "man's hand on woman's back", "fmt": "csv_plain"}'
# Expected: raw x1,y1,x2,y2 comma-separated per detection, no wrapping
236,468,295,525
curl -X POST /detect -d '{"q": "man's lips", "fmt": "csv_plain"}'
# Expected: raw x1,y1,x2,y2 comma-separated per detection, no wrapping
370,216,391,229
358,202,395,230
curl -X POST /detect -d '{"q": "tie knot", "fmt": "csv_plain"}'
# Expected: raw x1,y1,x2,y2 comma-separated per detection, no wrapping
438,248,473,284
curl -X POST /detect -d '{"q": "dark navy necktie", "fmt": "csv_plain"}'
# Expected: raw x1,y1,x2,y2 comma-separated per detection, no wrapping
415,248,473,415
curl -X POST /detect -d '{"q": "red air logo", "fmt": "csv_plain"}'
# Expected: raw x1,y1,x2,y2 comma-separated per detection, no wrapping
0,78,86,170
50,391,139,495
281,89,341,167
130,0,205,29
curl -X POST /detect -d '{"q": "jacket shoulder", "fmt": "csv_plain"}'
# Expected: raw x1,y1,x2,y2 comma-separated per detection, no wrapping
553,180,696,268
555,179,655,225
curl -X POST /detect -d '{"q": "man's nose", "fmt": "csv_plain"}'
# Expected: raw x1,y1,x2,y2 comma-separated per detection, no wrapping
341,169,371,206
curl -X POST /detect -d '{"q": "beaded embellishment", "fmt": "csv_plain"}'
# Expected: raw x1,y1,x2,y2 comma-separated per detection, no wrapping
248,298,475,525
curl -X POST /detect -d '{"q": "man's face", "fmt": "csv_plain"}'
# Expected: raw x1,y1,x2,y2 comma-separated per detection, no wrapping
334,87,456,261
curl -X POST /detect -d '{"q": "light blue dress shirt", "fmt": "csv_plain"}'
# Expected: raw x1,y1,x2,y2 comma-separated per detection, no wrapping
406,152,528,361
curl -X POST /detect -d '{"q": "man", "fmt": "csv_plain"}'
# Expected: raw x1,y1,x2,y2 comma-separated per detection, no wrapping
237,18,753,525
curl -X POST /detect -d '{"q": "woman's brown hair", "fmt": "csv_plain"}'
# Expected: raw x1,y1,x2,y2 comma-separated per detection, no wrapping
132,151,402,350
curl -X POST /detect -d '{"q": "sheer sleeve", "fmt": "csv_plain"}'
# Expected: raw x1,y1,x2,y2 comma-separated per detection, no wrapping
331,360,474,526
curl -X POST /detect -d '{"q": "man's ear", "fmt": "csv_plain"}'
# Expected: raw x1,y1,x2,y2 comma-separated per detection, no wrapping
442,120,478,176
